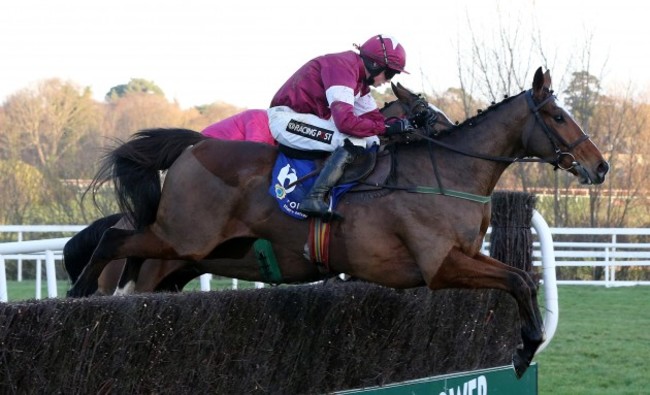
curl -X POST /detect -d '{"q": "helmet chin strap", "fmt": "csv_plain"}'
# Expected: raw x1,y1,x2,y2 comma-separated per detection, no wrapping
364,74,378,86
361,55,384,85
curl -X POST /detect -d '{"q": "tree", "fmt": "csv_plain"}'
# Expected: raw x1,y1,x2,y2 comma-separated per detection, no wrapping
452,1,563,200
590,92,650,227
194,101,246,129
105,78,165,101
0,106,22,160
434,88,480,125
103,92,192,141
0,160,46,224
564,71,601,125
2,79,101,174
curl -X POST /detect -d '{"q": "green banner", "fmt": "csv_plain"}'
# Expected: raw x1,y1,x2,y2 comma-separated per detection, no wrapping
336,364,537,395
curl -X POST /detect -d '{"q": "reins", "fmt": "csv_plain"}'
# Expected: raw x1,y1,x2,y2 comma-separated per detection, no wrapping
415,90,592,169
359,89,593,204
357,180,493,204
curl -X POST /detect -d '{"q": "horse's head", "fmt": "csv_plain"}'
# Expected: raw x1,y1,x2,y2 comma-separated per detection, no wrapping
381,82,456,135
523,67,609,185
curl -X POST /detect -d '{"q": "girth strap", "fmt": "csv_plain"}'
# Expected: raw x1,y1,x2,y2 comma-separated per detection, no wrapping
308,217,331,273
253,239,283,283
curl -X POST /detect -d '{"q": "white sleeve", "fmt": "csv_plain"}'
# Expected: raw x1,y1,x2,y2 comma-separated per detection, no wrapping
354,93,378,116
325,85,355,106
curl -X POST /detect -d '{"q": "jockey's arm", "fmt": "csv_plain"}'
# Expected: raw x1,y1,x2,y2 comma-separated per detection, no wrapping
327,86,385,138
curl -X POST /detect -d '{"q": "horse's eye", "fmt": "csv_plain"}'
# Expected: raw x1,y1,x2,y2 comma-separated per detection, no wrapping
554,115,565,123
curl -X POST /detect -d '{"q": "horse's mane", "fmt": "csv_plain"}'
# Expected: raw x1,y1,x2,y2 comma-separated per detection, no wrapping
459,91,526,128
386,90,528,150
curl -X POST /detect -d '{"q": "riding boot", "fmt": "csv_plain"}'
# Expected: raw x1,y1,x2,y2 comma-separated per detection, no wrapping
299,146,357,220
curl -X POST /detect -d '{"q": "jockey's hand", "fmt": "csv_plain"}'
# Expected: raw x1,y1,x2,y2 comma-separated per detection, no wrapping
384,119,415,136
409,110,438,128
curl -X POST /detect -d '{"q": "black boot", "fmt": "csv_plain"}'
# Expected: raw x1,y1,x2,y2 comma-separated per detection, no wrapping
299,146,356,220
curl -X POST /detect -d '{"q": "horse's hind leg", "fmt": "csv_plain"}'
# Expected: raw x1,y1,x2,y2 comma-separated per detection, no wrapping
67,227,176,297
429,248,544,379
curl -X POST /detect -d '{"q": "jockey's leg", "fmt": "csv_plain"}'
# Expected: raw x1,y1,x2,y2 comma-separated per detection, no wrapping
298,143,357,220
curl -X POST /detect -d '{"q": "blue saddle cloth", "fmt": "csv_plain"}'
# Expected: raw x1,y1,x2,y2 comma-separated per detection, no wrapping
269,152,354,219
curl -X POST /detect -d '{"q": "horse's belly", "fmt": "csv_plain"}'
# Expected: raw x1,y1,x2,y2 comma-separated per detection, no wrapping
332,244,425,288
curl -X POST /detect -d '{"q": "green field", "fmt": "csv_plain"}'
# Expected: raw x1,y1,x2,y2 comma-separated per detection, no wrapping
2,277,257,301
535,285,649,395
4,282,648,394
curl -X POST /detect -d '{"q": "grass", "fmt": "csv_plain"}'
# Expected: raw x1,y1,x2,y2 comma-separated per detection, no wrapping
536,285,650,395
2,277,257,301
4,282,648,394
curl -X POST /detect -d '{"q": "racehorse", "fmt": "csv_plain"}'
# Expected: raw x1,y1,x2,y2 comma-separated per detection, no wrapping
68,67,609,377
65,83,455,295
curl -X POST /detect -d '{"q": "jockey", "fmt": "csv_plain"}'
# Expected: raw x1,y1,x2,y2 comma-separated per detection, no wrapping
268,34,426,220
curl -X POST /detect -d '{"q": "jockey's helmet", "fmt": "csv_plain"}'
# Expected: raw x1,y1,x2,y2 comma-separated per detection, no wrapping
358,34,408,74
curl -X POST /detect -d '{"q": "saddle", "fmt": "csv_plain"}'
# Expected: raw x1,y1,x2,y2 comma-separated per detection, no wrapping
271,144,395,219
278,143,394,191
339,148,393,193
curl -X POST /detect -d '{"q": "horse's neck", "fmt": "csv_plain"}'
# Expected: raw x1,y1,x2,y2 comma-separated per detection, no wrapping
467,95,530,156
408,96,530,196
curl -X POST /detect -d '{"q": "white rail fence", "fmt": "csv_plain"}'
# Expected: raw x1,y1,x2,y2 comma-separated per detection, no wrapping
536,228,650,286
482,227,650,287
2,217,650,301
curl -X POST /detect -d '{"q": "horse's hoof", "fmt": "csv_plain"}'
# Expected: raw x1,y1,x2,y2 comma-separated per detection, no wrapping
67,285,90,298
512,352,530,379
66,287,84,298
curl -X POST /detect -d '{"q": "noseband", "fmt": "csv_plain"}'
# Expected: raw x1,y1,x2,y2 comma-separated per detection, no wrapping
524,90,591,170
386,95,441,135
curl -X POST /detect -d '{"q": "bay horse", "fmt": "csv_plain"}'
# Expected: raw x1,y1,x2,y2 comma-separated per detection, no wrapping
68,67,609,377
65,83,455,295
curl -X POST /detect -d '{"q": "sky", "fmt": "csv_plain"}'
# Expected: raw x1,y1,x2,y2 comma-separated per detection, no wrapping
1,0,648,110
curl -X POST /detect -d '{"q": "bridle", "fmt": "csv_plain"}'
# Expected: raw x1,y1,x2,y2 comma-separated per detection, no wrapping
524,90,591,170
416,89,593,171
366,89,597,203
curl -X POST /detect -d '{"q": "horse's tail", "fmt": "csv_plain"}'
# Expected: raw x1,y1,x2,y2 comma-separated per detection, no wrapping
87,128,208,228
63,213,124,283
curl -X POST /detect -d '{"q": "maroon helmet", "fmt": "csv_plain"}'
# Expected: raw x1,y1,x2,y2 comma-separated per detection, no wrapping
358,34,408,74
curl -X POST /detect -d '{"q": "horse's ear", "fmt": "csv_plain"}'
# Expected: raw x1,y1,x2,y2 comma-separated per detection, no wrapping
391,82,399,95
532,67,544,92
392,82,409,101
543,69,552,88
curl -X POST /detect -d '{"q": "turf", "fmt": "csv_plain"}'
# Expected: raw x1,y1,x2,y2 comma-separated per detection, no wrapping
536,285,650,395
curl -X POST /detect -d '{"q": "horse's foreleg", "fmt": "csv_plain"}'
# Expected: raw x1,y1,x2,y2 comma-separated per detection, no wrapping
428,248,544,379
96,259,126,295
113,257,145,296
135,259,190,293
114,259,189,295
474,252,546,371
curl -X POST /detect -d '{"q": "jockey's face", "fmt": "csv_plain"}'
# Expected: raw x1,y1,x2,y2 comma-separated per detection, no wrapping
370,68,399,87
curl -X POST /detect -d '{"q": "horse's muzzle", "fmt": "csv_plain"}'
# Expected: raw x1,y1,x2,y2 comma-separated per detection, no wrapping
576,160,609,185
